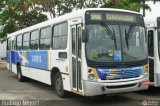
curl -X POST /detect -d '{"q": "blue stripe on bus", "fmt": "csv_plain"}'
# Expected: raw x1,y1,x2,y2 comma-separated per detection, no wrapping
96,66,144,80
10,50,49,70
6,51,10,63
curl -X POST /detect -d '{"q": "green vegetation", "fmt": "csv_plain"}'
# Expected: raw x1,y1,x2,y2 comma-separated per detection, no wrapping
0,0,47,38
0,0,158,38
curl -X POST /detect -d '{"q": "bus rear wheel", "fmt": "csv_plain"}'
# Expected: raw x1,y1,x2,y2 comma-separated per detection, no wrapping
54,72,67,98
17,64,25,82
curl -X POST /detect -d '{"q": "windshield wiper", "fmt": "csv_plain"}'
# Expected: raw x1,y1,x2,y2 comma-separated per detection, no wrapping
125,24,135,50
101,23,117,50
112,28,117,50
125,29,129,49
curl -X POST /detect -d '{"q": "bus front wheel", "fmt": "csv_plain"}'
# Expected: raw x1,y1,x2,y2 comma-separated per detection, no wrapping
17,64,25,82
54,72,67,98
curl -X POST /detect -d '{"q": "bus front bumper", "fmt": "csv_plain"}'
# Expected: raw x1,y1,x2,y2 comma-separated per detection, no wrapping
83,77,149,96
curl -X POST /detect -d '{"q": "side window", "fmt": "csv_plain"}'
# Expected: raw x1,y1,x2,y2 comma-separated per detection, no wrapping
78,26,82,58
12,40,14,50
158,28,160,41
157,17,160,27
14,37,16,50
23,32,30,50
30,30,39,50
148,30,154,57
7,38,11,51
157,18,160,59
53,22,68,49
7,38,9,51
72,28,76,55
158,28,160,59
40,26,51,50
16,35,22,50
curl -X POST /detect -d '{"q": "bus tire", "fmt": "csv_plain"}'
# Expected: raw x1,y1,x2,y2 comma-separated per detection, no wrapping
17,64,25,82
54,72,67,98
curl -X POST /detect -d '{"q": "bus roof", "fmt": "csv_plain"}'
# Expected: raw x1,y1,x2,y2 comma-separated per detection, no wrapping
7,8,141,38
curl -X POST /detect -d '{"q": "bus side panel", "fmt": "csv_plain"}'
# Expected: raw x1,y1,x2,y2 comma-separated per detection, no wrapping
12,51,48,69
11,51,17,73
25,66,51,85
12,50,51,84
27,50,51,84
50,50,71,91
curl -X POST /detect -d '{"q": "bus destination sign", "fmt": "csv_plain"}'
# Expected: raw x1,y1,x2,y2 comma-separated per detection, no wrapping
90,13,102,20
106,13,135,22
87,12,139,23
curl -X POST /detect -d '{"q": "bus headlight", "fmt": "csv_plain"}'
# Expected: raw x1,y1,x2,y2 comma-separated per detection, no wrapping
88,74,95,80
88,68,99,81
143,70,149,76
142,65,149,77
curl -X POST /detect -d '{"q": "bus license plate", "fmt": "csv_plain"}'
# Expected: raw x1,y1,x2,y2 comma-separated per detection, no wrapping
142,80,150,86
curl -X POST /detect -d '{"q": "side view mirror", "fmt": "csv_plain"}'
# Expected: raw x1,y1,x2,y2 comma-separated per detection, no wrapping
82,29,87,42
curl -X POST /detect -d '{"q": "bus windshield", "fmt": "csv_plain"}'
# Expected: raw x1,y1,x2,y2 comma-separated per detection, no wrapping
86,23,148,63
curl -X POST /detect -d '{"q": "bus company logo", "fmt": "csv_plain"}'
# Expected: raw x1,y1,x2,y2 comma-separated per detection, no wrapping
18,52,29,66
120,70,125,75
106,69,118,80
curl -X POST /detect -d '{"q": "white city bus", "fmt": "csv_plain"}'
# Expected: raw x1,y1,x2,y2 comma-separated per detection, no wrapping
145,16,160,87
6,8,149,97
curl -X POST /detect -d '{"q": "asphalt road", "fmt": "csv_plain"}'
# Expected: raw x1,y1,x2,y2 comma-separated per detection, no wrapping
0,63,160,106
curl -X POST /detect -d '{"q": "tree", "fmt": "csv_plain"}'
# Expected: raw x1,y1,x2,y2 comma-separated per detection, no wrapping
32,0,58,18
101,0,151,16
141,0,159,16
0,0,47,38
32,0,77,18
0,0,6,11
84,0,102,8
1,0,157,39
31,0,103,18
141,0,151,16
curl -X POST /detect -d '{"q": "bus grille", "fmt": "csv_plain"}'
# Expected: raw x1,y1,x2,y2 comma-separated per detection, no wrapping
105,69,141,80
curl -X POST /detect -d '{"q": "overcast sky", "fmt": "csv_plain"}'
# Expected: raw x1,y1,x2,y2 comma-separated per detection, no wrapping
144,1,160,18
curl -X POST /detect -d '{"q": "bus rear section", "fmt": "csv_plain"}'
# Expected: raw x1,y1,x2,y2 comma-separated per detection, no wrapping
145,17,160,87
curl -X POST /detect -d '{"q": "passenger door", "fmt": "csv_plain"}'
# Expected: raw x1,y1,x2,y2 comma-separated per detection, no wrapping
69,18,82,92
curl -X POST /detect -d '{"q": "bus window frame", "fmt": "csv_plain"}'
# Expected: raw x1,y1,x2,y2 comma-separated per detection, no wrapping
39,26,52,50
22,32,30,50
158,27,160,60
30,29,40,50
52,21,68,50
157,17,160,60
7,38,9,51
16,34,23,51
